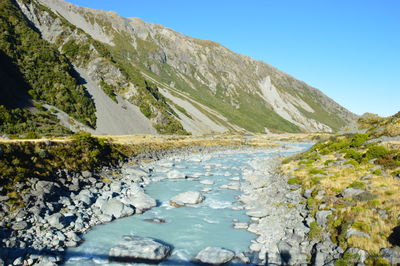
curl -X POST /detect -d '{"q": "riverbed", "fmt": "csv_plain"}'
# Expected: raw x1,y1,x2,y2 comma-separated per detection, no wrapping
64,143,311,265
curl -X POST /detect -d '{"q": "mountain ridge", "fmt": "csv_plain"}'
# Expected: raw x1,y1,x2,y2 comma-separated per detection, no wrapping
1,0,357,137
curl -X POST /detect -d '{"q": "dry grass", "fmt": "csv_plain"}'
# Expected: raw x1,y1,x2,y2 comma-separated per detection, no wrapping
280,150,400,254
0,133,327,148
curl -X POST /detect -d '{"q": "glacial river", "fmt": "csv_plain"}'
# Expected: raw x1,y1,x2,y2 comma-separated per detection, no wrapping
64,143,310,265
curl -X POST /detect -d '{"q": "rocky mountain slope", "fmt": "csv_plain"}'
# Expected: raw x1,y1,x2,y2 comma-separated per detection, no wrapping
1,0,356,136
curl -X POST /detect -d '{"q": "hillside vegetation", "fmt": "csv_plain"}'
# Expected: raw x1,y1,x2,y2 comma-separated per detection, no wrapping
6,0,357,136
0,0,96,133
280,112,400,265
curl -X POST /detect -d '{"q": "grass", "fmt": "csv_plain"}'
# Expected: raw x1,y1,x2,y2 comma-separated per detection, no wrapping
280,120,400,257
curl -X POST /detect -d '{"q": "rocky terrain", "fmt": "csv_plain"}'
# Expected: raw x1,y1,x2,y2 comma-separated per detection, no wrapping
280,112,400,265
1,0,356,138
0,137,355,266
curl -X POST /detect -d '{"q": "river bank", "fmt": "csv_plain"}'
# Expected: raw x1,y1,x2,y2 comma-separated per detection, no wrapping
0,144,276,265
0,140,334,266
240,156,344,265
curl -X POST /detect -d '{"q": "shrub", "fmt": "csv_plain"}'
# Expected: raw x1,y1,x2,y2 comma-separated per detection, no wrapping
0,132,125,188
352,221,371,233
365,145,390,160
346,159,359,167
344,148,363,161
309,168,325,175
349,180,366,189
324,159,335,166
372,169,382,175
308,221,323,240
376,153,400,169
288,177,301,185
334,252,360,266
349,133,369,148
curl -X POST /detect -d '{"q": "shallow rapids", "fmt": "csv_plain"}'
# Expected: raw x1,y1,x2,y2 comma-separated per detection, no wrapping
64,144,310,265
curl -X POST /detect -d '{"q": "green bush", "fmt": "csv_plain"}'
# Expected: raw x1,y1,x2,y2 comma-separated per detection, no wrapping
365,145,390,160
309,168,325,175
349,180,366,189
349,133,369,148
0,132,125,189
0,0,96,127
0,105,72,137
308,221,323,240
344,148,363,161
372,169,382,175
288,177,301,185
334,252,360,266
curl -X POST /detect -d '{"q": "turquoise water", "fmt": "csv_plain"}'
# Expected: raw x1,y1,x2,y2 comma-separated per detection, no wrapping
64,144,310,265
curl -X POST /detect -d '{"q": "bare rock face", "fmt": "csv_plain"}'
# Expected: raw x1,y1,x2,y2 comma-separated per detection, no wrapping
109,235,172,263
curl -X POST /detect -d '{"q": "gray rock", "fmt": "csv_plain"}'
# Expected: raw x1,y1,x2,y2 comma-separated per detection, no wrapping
380,247,400,265
346,228,370,239
123,192,156,211
66,231,81,242
13,257,23,265
166,170,186,179
237,252,250,264
98,214,113,223
101,198,125,218
12,221,28,230
47,213,66,230
195,247,235,265
246,208,269,218
34,180,56,194
170,191,204,206
314,248,327,266
346,247,367,263
110,182,122,192
65,241,78,247
316,210,332,226
109,235,171,263
126,167,149,178
341,188,364,198
81,170,92,178
200,179,214,185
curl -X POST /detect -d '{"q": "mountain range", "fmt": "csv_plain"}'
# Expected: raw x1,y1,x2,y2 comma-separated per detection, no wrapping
0,0,357,136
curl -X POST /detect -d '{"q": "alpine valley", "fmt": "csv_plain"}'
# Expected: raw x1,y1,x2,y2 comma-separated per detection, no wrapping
0,0,357,137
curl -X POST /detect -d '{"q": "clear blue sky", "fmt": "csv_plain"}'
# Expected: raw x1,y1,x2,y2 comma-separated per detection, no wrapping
69,0,399,117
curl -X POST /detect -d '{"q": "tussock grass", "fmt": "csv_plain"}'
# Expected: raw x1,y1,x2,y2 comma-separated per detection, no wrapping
280,126,400,256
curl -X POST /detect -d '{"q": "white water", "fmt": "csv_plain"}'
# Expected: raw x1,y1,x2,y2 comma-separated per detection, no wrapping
64,143,311,265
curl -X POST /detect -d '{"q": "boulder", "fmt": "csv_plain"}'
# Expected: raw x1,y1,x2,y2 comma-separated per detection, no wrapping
170,191,204,206
98,214,113,223
124,192,156,211
47,213,67,230
341,188,364,198
194,247,235,265
126,168,149,178
346,228,370,239
109,235,171,263
315,210,332,227
101,198,127,219
167,170,186,179
12,221,28,230
346,247,367,264
380,247,400,265
110,182,122,193
246,208,269,218
200,180,214,185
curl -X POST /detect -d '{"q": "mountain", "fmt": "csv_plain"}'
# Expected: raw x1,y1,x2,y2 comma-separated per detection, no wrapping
0,0,357,137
